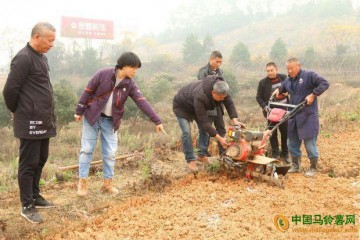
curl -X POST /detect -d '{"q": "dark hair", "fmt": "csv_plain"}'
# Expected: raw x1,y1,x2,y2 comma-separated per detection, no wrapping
116,52,142,70
31,22,56,37
266,62,277,68
210,51,222,59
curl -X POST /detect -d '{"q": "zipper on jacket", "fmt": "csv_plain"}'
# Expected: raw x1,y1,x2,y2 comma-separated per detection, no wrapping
41,55,56,129
47,80,56,129
116,91,121,108
46,69,55,129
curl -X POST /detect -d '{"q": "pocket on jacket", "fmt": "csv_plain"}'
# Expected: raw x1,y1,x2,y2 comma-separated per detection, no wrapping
32,102,52,128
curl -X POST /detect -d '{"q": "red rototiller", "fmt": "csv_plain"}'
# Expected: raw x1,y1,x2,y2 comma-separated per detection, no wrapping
219,100,306,189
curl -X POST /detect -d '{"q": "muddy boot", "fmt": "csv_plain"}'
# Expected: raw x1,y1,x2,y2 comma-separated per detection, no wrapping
197,155,209,164
188,161,198,172
77,178,88,197
304,158,318,178
288,157,301,173
101,179,119,195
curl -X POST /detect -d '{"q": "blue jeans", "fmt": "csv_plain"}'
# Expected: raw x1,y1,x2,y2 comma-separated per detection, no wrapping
176,116,208,163
288,130,318,159
78,117,118,178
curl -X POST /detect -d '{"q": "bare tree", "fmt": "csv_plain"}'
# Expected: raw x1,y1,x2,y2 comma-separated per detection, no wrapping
0,27,25,67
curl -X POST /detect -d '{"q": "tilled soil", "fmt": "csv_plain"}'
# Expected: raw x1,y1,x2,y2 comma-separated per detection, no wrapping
0,128,359,240
51,174,359,240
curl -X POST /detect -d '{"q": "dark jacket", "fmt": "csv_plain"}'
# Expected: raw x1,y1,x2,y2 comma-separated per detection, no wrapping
197,63,223,80
75,68,161,132
173,76,238,137
279,69,329,140
2,43,56,139
256,73,287,109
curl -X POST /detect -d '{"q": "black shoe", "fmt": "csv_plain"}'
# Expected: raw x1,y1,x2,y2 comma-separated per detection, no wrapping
21,205,43,224
34,195,55,209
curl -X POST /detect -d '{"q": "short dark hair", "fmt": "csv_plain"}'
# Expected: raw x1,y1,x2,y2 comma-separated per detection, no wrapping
266,62,277,68
116,52,142,69
210,51,222,59
31,22,56,37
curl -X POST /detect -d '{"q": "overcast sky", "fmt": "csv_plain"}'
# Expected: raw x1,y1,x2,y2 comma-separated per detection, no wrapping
0,0,183,36
2,0,360,39
1,0,360,67
0,0,185,66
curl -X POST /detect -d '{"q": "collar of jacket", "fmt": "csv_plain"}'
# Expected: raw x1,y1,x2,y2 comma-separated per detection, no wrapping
117,77,132,87
266,74,279,81
113,70,132,89
27,42,42,56
207,62,219,74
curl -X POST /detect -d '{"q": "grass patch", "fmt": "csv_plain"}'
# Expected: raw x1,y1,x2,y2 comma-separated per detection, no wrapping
346,112,359,121
207,161,222,173
328,170,337,178
320,130,332,138
140,146,154,179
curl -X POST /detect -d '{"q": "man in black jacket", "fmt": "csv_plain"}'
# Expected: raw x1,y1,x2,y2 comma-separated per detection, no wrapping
197,51,226,156
197,51,224,79
3,22,56,224
256,62,289,162
173,76,242,172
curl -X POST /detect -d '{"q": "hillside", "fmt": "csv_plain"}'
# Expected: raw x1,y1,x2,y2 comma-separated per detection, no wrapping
154,14,358,61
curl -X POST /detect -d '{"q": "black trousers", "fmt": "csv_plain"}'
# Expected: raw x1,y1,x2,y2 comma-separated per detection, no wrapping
268,120,288,157
18,138,49,207
208,106,226,155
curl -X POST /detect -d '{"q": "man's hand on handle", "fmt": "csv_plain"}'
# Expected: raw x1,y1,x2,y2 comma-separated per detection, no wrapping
215,134,228,149
231,118,246,129
271,88,280,99
305,93,316,106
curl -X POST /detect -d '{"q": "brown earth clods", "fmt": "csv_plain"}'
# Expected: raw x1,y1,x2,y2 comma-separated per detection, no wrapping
0,128,359,240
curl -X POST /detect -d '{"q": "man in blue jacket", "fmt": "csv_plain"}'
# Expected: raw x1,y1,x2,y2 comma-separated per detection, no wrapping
273,57,329,178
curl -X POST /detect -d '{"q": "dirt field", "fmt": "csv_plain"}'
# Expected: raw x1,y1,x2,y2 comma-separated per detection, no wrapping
0,125,359,240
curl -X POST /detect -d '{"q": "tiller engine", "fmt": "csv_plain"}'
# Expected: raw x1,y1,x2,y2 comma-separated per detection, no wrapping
219,100,307,189
220,125,291,189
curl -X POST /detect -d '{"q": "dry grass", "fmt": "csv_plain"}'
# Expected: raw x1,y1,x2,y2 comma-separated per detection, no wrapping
0,70,359,192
